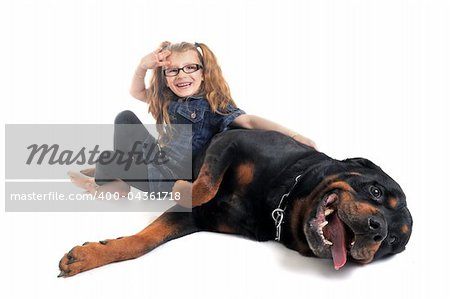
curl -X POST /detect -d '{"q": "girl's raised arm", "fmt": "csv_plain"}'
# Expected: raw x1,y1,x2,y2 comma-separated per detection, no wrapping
129,48,171,102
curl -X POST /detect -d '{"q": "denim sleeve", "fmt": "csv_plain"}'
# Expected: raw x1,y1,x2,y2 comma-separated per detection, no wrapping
216,104,246,132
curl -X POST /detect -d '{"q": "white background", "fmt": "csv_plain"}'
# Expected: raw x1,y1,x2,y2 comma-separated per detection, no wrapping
1,0,449,298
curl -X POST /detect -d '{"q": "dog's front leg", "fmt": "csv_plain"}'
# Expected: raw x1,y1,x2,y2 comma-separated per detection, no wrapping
58,210,198,277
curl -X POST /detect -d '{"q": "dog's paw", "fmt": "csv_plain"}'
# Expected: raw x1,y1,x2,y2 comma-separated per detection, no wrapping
58,241,111,278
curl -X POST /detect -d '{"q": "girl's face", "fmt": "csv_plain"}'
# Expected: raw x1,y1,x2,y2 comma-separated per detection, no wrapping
164,50,204,98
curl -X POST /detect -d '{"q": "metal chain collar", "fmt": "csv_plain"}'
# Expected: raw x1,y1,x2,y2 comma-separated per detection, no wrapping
271,173,303,241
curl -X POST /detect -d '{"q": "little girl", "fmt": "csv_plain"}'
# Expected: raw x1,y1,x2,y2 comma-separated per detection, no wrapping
69,41,316,195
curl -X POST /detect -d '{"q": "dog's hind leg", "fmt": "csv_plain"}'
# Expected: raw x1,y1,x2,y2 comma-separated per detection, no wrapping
173,140,237,208
58,207,198,277
172,161,228,208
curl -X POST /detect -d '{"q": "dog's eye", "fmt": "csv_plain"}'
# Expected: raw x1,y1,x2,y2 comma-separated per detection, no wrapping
369,186,382,199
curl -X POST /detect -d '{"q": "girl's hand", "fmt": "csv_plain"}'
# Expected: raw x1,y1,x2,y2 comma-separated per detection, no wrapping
292,134,318,150
139,47,171,70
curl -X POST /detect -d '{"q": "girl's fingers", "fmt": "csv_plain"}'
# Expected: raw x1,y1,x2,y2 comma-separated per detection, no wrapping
157,50,171,61
140,48,170,69
156,60,171,68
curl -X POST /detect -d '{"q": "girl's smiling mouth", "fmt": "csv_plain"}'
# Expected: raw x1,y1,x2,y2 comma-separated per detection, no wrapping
175,82,193,89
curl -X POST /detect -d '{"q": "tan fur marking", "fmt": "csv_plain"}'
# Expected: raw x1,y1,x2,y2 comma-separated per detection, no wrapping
327,181,355,193
236,162,255,187
190,164,226,207
357,202,379,215
216,223,235,234
59,214,175,277
388,197,398,209
356,243,381,264
401,224,410,234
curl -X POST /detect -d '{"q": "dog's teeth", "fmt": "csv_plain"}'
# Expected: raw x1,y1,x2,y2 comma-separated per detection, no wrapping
325,208,334,216
319,221,328,229
351,240,355,246
324,239,333,246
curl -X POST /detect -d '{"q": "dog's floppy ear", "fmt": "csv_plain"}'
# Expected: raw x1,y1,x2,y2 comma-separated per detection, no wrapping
343,157,382,171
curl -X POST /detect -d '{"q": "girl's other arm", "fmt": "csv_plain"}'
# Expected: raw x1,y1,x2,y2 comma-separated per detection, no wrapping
232,114,317,149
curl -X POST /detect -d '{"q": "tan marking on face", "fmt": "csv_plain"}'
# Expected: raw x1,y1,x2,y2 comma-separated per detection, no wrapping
327,181,355,193
356,243,381,264
388,197,398,209
401,224,410,234
357,202,379,215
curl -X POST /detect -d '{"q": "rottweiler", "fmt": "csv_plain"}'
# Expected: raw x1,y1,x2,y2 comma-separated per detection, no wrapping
58,129,412,277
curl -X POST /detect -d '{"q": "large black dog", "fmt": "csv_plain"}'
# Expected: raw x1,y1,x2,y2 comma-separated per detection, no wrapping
59,129,412,277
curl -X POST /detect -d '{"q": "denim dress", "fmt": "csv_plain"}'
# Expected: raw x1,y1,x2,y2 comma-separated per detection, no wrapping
144,95,245,191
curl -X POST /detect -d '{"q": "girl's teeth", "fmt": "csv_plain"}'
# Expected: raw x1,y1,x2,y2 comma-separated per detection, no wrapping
177,83,191,87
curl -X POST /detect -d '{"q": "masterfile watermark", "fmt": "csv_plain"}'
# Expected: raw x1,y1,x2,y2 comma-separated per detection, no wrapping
4,124,193,212
26,141,169,169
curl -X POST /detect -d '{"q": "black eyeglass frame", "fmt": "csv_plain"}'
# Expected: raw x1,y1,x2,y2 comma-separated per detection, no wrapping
162,64,203,77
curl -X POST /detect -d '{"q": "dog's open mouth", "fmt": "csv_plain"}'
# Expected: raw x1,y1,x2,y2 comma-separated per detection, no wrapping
311,192,356,270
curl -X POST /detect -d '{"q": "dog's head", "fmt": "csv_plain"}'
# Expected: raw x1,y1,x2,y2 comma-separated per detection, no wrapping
301,158,412,270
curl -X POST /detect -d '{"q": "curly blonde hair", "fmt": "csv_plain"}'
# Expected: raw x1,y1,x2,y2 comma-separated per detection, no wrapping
147,41,238,138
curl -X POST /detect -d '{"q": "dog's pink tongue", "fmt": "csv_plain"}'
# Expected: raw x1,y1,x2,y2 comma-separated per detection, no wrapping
325,213,347,270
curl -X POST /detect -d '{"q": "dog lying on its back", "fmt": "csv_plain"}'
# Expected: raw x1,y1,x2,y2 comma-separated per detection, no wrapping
58,129,412,277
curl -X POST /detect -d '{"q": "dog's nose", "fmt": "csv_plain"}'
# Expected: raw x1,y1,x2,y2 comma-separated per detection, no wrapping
368,216,387,243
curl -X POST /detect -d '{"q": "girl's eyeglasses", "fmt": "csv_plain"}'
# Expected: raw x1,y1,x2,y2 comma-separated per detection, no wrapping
163,64,203,77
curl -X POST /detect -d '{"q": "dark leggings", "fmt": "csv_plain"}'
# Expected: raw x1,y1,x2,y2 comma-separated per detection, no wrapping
94,110,153,192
